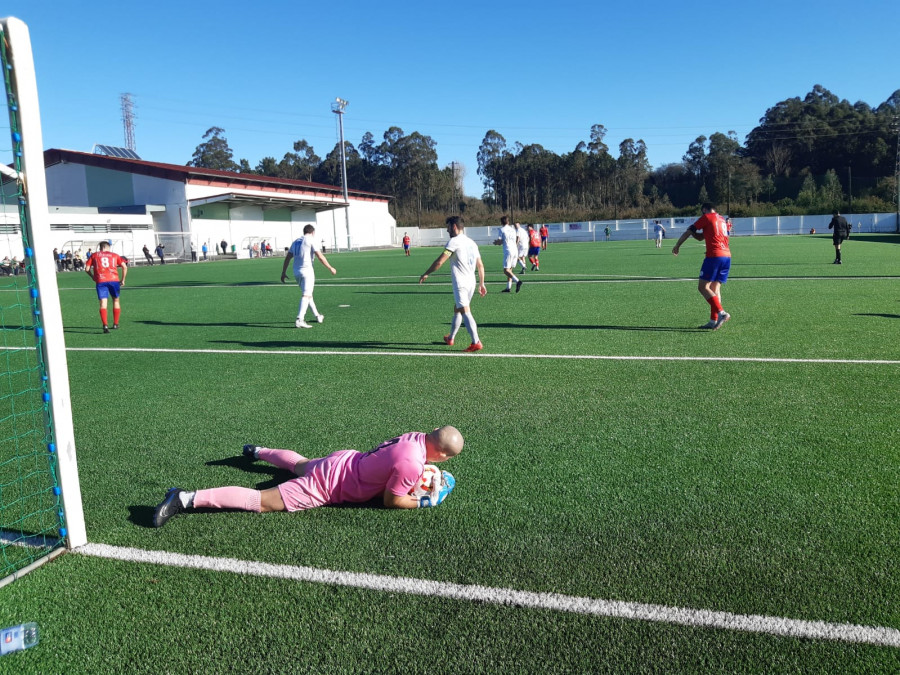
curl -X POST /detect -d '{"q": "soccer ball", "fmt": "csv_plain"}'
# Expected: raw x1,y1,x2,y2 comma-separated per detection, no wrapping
409,464,441,498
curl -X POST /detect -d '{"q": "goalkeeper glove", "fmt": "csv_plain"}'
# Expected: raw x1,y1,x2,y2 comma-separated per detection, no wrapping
418,470,455,508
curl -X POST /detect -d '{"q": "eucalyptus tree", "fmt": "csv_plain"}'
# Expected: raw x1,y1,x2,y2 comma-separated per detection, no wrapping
189,127,240,171
477,130,507,202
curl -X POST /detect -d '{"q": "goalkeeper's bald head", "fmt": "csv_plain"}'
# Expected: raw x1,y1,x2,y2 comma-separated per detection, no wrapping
425,425,464,463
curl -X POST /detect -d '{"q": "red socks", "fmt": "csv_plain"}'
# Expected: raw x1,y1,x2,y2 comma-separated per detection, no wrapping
113,308,121,325
99,308,108,326
707,296,723,319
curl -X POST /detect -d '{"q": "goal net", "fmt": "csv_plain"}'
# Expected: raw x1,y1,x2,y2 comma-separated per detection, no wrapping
0,16,85,588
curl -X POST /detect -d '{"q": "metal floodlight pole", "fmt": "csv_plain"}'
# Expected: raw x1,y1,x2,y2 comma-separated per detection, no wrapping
331,97,350,250
894,115,900,232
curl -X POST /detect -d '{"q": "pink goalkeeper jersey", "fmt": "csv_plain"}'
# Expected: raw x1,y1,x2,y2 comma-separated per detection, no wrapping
323,432,427,503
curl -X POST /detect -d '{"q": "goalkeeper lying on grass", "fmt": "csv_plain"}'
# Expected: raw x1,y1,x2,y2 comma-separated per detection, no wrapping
152,426,461,527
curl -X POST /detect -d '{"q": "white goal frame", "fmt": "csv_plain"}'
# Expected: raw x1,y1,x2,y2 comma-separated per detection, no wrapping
2,17,86,562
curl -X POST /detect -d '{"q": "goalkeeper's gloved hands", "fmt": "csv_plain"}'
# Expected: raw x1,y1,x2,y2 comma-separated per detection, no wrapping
418,470,455,508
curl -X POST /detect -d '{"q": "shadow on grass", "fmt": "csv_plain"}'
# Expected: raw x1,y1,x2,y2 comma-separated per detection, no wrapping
851,234,900,244
206,455,294,485
210,339,436,350
128,503,267,528
854,313,900,319
129,280,282,288
137,320,290,329
353,290,443,295
479,322,703,333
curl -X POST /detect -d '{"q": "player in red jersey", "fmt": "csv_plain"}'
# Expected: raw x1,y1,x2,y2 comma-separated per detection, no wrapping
402,233,411,256
85,240,127,333
672,203,731,330
539,224,549,250
527,224,542,270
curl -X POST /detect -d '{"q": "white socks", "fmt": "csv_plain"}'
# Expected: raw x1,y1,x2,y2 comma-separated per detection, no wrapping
449,313,463,339
462,311,479,343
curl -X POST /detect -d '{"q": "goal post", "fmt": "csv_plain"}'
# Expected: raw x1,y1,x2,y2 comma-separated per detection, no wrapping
0,16,86,586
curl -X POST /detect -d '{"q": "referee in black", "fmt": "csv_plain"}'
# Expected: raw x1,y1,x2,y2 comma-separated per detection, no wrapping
827,210,851,264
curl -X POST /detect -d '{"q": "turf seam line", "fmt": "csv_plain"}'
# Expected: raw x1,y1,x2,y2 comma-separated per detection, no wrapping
76,543,900,648
65,347,900,365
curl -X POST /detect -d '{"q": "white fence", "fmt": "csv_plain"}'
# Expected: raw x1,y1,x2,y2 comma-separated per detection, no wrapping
393,212,899,247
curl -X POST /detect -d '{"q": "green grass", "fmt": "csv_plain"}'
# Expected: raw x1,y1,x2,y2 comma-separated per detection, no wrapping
2,234,899,672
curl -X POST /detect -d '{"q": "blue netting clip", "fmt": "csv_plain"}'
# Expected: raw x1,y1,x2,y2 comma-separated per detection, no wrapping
35,327,43,338
47,443,56,453
53,486,61,495
42,392,50,402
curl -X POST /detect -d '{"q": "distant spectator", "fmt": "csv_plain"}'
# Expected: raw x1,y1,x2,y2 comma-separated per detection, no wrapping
142,244,155,266
155,243,166,264
65,250,73,271
190,242,197,262
221,239,228,256
53,248,60,272
265,242,272,257
202,242,208,260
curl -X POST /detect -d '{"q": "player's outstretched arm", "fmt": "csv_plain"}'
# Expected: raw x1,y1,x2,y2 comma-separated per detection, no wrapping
672,229,694,255
280,252,294,282
315,250,336,275
419,251,450,284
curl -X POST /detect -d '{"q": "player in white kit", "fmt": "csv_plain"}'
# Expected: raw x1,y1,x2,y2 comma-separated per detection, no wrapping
493,215,522,293
514,222,529,273
280,224,336,328
419,216,487,352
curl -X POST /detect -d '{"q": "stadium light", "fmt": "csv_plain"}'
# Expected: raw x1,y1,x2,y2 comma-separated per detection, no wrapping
331,97,350,250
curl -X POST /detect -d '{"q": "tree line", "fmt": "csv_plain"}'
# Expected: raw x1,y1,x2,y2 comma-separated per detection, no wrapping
188,85,899,226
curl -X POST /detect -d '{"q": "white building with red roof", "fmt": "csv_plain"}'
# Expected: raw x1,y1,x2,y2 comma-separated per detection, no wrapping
6,149,395,261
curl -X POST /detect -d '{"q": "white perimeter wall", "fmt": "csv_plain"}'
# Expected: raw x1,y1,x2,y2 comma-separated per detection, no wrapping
317,200,397,249
397,212,900,247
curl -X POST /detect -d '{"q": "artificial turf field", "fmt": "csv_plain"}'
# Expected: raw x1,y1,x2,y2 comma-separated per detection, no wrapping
2,233,898,672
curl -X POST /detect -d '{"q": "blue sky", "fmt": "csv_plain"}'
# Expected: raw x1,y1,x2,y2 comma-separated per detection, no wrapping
11,1,900,197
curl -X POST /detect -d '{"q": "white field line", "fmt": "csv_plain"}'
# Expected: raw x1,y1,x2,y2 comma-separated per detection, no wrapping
48,274,898,291
76,542,900,648
64,347,900,365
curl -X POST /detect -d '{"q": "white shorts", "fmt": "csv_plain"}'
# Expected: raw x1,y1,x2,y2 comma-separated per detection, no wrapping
517,247,528,257
503,252,518,269
452,284,475,309
297,269,315,295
